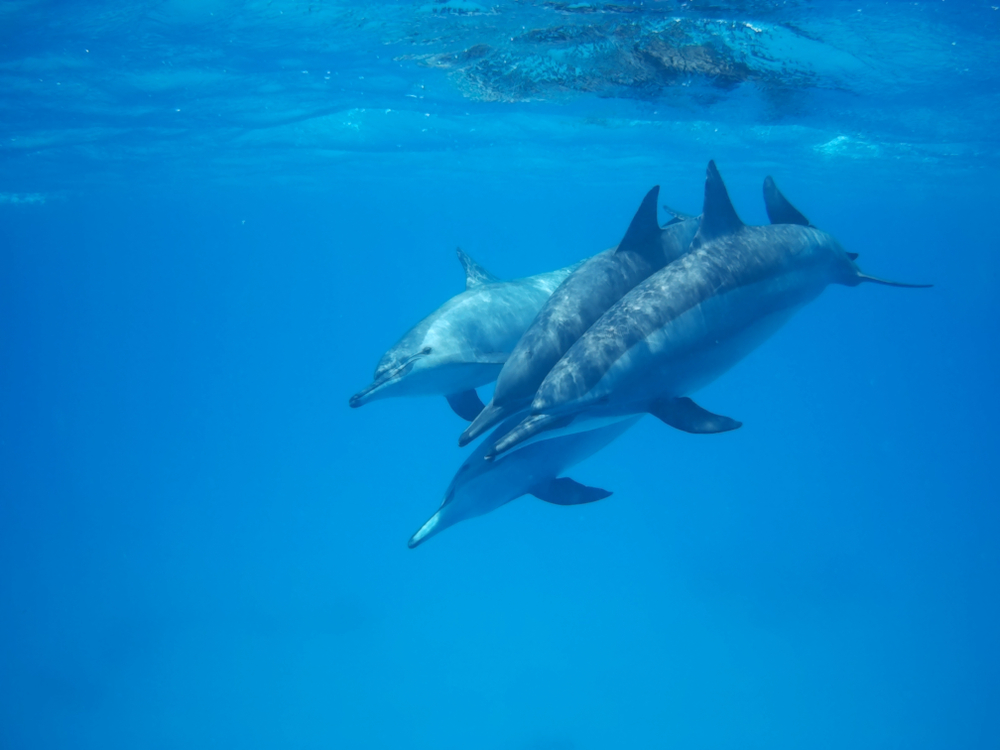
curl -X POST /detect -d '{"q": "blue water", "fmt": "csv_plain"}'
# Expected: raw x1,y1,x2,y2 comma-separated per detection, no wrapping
1,1,998,747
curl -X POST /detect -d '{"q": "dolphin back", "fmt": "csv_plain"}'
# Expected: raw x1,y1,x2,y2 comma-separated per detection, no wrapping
502,215,699,407
460,199,698,445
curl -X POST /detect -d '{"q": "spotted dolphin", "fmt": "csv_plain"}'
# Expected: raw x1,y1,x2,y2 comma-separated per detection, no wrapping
458,188,699,447
489,161,930,456
350,249,579,420
408,414,641,548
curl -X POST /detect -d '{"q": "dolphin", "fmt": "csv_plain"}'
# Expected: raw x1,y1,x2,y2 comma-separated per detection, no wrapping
458,188,700,446
488,161,930,456
408,414,641,548
349,249,579,420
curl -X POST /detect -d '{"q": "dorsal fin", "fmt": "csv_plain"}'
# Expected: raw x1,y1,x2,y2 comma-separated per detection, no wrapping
456,247,499,289
694,160,743,245
763,176,810,226
615,185,661,261
662,204,696,222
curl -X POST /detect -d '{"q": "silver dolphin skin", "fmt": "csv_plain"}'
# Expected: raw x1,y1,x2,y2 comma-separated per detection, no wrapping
409,414,641,548
489,161,930,456
350,249,579,420
458,187,699,446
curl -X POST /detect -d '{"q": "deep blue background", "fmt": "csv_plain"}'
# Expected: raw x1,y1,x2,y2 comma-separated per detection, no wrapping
2,1,999,748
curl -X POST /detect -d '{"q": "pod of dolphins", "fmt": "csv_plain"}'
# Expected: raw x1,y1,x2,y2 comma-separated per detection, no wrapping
351,161,930,548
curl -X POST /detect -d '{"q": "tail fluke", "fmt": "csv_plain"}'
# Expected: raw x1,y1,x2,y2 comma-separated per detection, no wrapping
856,272,933,289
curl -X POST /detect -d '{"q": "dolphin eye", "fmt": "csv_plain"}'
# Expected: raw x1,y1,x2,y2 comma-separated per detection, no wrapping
421,347,432,355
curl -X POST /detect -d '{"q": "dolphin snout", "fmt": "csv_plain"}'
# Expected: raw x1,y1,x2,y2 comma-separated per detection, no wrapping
348,386,374,408
408,510,444,549
350,369,400,408
349,379,385,409
350,352,428,409
459,401,507,447
488,413,575,457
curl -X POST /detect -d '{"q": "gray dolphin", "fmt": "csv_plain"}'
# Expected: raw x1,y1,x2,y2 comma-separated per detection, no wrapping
458,187,700,446
488,161,930,456
349,249,579,420
408,414,641,548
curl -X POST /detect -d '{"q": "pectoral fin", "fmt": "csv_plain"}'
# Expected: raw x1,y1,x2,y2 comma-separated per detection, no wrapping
650,397,742,434
445,389,486,421
530,477,612,506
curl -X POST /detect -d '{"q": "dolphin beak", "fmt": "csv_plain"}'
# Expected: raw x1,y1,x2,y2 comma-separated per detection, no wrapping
459,400,509,447
487,413,575,458
349,385,375,408
408,510,444,549
349,374,395,408
350,350,429,408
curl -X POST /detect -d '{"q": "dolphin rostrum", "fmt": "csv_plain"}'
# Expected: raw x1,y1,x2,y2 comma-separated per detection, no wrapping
458,187,700,446
350,249,579,420
488,161,930,456
408,414,641,548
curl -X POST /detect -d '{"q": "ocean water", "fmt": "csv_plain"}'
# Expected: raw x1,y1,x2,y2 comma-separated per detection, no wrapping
1,1,999,748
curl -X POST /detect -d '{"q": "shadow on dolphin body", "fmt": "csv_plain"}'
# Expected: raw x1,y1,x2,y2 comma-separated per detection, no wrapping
408,414,641,548
349,248,580,420
459,188,701,447
487,161,931,457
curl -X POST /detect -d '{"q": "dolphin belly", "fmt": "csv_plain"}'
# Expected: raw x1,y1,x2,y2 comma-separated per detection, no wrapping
409,415,640,547
661,303,803,397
